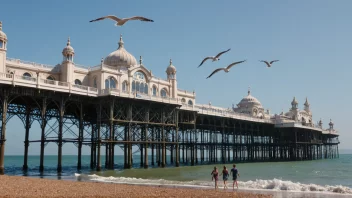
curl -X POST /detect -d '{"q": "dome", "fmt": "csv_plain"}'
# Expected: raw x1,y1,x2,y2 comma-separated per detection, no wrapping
166,59,176,74
237,90,262,108
291,97,298,105
104,35,137,68
0,21,7,41
62,37,74,56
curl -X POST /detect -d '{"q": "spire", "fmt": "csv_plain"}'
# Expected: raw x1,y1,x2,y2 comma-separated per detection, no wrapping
248,86,251,95
67,37,71,46
170,58,172,65
118,34,124,49
139,56,143,65
0,21,2,31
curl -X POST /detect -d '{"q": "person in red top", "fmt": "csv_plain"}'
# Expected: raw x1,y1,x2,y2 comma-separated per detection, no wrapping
211,167,219,190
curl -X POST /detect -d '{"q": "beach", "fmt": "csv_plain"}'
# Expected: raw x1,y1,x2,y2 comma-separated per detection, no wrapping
0,175,272,198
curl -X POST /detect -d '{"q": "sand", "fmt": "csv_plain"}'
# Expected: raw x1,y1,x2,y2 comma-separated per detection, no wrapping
0,175,273,198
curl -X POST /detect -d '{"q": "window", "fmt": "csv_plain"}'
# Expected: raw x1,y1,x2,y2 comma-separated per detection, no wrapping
105,77,116,89
152,86,157,96
132,71,148,95
144,84,148,94
75,79,82,85
122,81,128,92
188,100,193,106
23,73,32,77
93,77,97,88
0,41,3,48
160,88,167,98
47,76,55,81
181,98,186,103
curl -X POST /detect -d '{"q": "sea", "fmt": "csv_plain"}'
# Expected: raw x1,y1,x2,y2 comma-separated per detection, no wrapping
3,154,352,197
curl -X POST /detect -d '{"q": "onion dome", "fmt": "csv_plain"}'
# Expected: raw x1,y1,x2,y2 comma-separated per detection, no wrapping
304,97,310,106
166,59,176,74
104,34,137,68
237,89,263,108
0,21,7,41
62,37,74,56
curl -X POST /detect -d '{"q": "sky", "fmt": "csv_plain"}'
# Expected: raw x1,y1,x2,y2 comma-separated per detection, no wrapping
0,0,351,155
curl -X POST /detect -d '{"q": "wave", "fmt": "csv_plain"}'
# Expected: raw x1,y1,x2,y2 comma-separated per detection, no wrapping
74,173,352,194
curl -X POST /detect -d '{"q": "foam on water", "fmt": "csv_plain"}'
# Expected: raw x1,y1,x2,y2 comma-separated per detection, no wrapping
74,173,352,195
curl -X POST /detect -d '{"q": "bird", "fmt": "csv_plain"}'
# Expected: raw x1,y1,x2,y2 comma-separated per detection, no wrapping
206,60,246,79
89,15,154,26
198,48,231,68
259,60,279,67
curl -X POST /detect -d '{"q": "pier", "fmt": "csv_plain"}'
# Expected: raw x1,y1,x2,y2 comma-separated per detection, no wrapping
0,22,339,174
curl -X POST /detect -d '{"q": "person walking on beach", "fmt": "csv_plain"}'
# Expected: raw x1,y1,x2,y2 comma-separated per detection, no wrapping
230,164,240,190
211,167,219,190
219,166,229,190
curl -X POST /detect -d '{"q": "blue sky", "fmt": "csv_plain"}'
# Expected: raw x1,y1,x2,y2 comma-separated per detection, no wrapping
0,0,351,155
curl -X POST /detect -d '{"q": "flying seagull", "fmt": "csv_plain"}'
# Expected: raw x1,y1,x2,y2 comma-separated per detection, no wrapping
206,60,246,79
198,48,231,68
89,15,154,26
260,60,279,67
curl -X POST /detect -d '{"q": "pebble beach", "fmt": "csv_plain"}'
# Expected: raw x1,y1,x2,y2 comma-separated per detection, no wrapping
0,175,273,198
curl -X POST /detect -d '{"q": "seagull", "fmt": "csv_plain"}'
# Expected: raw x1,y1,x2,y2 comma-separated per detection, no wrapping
89,15,154,26
260,60,279,67
206,60,246,79
198,48,231,68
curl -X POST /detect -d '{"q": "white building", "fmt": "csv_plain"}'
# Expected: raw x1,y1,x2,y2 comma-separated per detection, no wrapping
0,21,338,133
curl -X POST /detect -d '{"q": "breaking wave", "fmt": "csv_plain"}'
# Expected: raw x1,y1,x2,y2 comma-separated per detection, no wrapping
74,173,352,194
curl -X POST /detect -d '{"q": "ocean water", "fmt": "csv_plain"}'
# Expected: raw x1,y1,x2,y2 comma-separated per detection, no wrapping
3,154,352,197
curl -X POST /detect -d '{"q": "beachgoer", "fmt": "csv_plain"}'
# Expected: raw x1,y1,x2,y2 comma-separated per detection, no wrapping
219,166,229,190
211,167,219,190
230,164,240,190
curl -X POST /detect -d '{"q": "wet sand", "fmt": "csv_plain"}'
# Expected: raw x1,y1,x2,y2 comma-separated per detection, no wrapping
0,175,272,197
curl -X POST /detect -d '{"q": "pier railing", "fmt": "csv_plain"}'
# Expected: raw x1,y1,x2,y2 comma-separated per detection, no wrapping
0,71,340,130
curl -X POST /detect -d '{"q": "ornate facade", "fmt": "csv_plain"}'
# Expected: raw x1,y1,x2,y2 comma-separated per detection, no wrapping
0,21,338,133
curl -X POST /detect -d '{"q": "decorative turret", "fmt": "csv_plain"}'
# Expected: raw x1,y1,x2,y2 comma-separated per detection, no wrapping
291,97,298,110
0,21,8,73
329,119,334,130
62,37,75,62
60,37,75,83
166,59,176,79
166,59,177,98
318,118,323,128
304,97,310,112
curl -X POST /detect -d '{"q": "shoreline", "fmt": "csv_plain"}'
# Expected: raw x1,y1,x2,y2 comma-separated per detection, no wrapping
0,175,272,198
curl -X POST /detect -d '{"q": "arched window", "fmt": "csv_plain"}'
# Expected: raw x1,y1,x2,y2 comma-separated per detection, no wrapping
152,86,157,96
105,77,116,89
93,77,97,88
160,88,167,98
0,41,3,48
122,81,128,92
23,72,32,77
181,98,186,103
47,76,55,81
75,79,82,85
132,71,148,94
188,100,193,106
